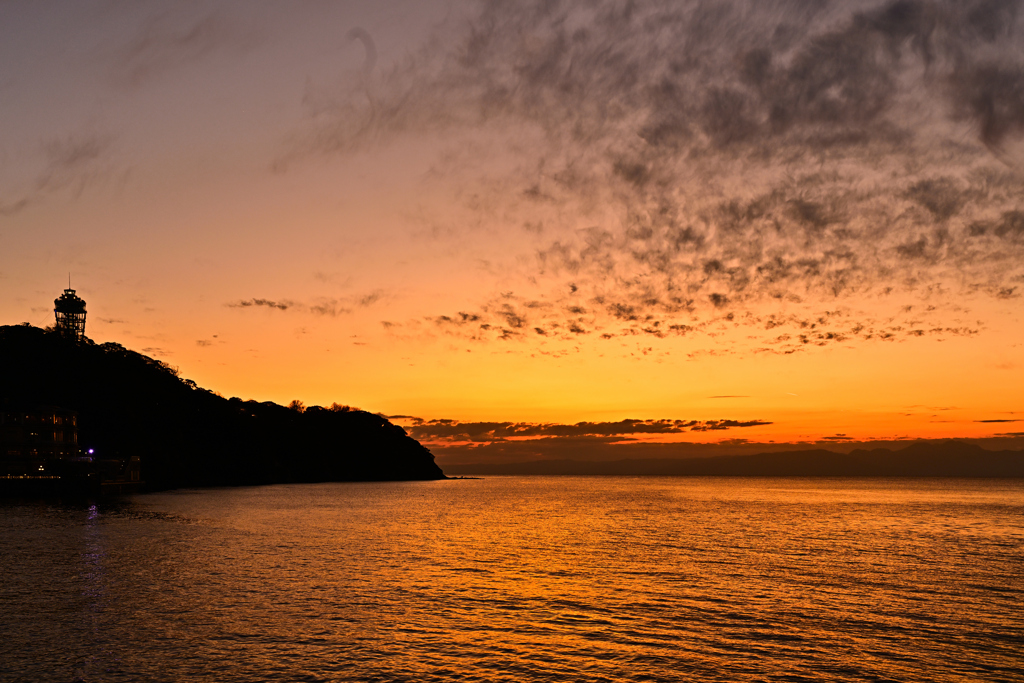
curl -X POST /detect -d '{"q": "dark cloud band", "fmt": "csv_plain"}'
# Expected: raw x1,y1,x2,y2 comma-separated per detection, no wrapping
403,417,773,443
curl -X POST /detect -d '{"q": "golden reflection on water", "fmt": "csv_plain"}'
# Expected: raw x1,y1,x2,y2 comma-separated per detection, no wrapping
1,477,1023,682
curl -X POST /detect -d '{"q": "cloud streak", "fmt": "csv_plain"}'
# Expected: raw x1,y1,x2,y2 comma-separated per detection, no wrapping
401,417,773,445
226,298,292,311
225,290,388,316
110,9,261,88
0,134,116,216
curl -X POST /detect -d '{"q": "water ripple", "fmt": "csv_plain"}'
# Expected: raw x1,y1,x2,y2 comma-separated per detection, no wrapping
1,477,1022,682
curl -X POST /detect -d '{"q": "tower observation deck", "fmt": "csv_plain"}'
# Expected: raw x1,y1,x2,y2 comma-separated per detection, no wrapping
54,287,87,341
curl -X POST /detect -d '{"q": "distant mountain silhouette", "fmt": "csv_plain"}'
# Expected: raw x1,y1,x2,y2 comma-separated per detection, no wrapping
0,325,445,490
445,442,1024,477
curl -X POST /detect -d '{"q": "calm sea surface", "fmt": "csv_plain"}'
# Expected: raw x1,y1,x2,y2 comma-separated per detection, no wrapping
1,477,1022,682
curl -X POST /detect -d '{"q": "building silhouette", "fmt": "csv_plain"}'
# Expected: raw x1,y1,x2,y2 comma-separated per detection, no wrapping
54,286,86,341
0,406,79,462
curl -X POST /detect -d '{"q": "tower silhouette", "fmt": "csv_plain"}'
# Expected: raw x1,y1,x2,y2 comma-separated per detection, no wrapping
54,282,87,342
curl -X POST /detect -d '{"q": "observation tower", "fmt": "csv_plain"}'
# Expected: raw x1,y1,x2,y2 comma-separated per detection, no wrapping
54,285,87,342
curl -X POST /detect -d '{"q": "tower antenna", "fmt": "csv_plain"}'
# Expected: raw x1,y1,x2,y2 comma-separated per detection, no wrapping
54,280,87,342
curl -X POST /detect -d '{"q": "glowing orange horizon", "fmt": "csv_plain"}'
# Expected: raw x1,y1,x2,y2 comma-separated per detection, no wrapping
2,2,1022,460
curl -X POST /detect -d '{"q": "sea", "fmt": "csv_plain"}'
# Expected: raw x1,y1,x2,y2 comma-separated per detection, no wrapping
1,477,1022,682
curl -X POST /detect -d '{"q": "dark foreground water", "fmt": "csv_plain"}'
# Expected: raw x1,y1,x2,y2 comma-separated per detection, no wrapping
2,477,1022,682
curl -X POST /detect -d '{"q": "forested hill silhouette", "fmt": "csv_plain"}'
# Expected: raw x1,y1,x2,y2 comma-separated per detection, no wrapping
445,442,1024,477
0,325,445,490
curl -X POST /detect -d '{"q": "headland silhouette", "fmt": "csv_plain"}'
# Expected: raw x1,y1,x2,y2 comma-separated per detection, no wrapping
0,323,445,494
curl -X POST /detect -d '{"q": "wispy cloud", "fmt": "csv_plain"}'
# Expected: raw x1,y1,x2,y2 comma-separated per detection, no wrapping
225,289,389,317
0,134,116,216
110,9,261,88
226,298,292,311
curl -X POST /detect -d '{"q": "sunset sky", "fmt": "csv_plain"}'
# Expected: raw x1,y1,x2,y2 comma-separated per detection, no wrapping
2,0,1023,463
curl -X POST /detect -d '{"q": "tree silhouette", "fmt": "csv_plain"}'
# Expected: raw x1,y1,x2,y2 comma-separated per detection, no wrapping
0,325,445,490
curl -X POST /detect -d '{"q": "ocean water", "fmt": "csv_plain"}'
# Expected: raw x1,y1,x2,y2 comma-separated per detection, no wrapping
1,477,1022,682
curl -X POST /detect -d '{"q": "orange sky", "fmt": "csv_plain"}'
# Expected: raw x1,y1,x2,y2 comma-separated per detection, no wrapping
2,1,1023,456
